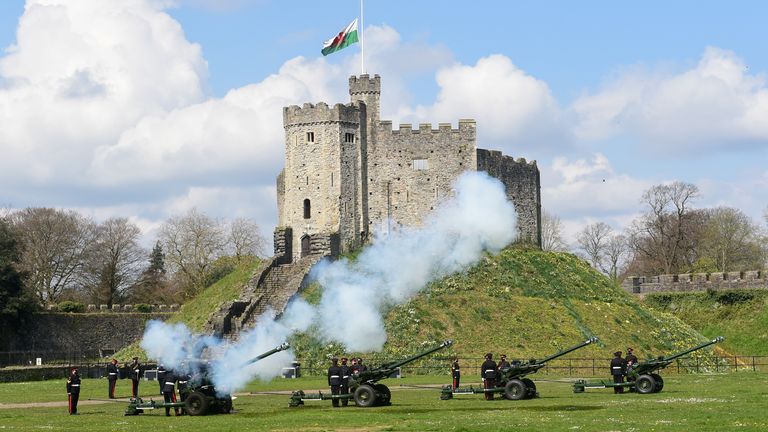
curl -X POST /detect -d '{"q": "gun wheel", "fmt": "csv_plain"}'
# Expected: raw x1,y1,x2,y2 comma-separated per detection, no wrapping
354,384,377,408
650,374,664,392
185,391,210,416
504,379,527,400
374,384,391,405
635,374,657,394
521,378,537,399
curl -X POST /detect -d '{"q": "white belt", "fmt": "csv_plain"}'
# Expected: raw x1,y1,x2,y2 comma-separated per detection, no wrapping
330,375,340,378
71,384,80,387
485,369,495,372
612,367,622,369
108,373,117,375
178,381,188,384
342,375,349,378
164,382,175,385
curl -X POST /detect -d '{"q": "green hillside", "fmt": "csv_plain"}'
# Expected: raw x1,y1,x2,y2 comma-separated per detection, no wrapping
290,247,712,371
114,257,262,359
643,290,768,355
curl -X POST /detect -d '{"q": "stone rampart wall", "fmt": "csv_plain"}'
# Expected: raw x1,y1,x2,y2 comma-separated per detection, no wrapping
623,270,768,294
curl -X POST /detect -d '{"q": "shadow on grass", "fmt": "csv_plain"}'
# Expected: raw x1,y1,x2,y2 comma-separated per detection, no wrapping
518,405,604,412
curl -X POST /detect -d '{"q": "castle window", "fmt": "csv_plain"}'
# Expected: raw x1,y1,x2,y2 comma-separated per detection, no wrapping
331,173,334,187
306,132,315,143
303,199,311,219
344,132,355,143
412,159,429,170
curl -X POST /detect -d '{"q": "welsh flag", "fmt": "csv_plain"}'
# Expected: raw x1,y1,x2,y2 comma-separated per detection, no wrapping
321,18,359,56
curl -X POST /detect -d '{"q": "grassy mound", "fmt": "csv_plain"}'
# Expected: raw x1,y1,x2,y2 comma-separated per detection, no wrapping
290,247,710,371
643,290,768,355
114,257,262,359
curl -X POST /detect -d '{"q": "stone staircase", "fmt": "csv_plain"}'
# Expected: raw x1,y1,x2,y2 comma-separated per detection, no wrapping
205,256,322,339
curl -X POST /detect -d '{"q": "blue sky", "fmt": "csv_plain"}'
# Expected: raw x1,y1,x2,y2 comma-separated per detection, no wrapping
0,0,766,244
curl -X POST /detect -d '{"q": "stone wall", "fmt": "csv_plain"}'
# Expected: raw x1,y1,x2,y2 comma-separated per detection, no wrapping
2,312,171,355
367,120,477,234
476,149,541,245
623,270,768,294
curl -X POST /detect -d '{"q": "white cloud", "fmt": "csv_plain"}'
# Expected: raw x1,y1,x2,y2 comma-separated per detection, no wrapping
542,153,650,218
572,47,768,151
398,54,568,155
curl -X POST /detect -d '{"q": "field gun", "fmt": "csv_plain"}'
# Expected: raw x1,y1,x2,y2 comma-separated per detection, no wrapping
442,337,598,401
290,340,453,408
125,342,290,416
573,337,724,394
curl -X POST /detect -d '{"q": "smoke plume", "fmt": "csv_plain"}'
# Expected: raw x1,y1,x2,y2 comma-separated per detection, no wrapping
139,171,516,392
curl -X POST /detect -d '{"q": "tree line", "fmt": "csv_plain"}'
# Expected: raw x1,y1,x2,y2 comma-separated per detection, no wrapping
0,208,267,310
542,182,768,279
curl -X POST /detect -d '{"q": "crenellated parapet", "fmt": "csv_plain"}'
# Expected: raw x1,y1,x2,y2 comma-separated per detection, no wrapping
283,102,362,127
349,74,381,95
623,270,768,294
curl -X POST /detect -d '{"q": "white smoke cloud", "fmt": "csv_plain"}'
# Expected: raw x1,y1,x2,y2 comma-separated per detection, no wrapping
139,172,516,392
309,171,516,351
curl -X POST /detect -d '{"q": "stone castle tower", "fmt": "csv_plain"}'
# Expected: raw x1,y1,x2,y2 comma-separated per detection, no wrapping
274,75,541,262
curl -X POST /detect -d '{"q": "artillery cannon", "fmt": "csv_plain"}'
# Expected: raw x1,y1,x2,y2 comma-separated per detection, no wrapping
290,340,453,408
442,337,598,401
573,336,724,394
125,342,290,416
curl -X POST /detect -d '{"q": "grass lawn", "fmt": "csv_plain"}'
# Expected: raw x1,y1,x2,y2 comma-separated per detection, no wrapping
0,373,765,431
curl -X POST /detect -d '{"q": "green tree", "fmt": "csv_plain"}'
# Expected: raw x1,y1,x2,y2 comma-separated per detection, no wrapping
0,219,37,346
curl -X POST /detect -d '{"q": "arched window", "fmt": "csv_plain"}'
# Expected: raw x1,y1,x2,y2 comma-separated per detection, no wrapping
303,199,311,219
301,235,311,257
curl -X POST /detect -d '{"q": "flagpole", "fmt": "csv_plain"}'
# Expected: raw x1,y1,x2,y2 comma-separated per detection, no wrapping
360,0,365,75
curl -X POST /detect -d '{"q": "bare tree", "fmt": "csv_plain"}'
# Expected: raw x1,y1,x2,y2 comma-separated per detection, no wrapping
10,208,97,303
603,234,630,280
698,207,765,272
81,218,145,307
228,217,267,260
159,208,227,297
576,222,613,269
628,181,700,274
541,210,568,252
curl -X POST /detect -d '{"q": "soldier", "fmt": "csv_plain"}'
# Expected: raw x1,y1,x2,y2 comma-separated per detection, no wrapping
161,369,177,416
356,357,368,373
128,357,142,399
339,357,351,407
610,351,627,394
106,358,119,399
350,358,359,375
481,353,497,400
450,357,461,390
66,367,81,415
156,363,167,395
327,357,342,408
497,354,511,371
625,347,639,370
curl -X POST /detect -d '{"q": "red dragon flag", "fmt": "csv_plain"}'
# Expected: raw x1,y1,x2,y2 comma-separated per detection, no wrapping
321,18,359,56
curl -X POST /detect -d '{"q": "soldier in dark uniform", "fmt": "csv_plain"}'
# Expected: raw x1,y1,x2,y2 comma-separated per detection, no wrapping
625,347,639,372
481,353,497,400
350,358,359,375
157,363,167,395
128,357,142,399
356,357,367,373
327,357,342,408
66,367,81,415
339,357,351,407
161,369,177,416
450,357,461,390
106,358,119,399
610,351,627,393
176,370,190,415
497,354,511,371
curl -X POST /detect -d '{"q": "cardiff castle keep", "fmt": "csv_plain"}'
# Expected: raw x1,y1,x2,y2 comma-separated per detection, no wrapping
273,74,541,262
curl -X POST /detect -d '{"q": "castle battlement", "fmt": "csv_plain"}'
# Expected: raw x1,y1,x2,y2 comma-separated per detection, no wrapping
476,149,538,167
623,271,768,294
377,119,476,136
283,102,361,127
349,74,381,94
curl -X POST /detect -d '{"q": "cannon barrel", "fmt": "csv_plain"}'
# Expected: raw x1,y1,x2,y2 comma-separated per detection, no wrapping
657,336,723,362
245,342,290,365
534,337,599,365
380,340,453,370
